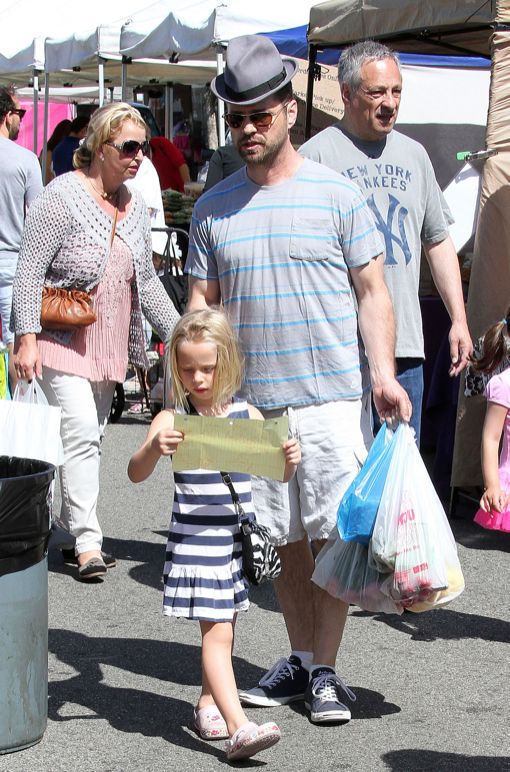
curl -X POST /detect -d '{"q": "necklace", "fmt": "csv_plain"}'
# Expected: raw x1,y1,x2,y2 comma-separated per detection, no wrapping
87,173,120,205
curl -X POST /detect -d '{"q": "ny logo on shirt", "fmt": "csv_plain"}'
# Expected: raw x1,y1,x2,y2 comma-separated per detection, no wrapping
366,193,412,266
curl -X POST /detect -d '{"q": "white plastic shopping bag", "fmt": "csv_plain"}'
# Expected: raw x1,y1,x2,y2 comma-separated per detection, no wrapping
312,536,403,615
371,423,465,611
0,379,64,466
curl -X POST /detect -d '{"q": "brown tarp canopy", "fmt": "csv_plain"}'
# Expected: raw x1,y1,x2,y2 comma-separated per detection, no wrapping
308,0,496,56
306,0,510,489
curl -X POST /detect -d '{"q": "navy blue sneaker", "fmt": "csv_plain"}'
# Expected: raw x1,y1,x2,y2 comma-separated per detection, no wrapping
238,655,309,706
304,667,356,723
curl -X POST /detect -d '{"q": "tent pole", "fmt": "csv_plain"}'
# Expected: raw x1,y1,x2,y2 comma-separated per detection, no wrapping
41,72,50,184
305,45,317,141
121,56,129,101
165,83,173,138
98,58,105,107
216,46,225,146
32,69,40,155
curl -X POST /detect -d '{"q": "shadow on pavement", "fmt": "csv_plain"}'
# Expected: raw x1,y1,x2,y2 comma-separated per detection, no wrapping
381,749,510,771
288,686,401,721
48,629,268,765
49,533,285,612
351,608,510,643
450,519,510,553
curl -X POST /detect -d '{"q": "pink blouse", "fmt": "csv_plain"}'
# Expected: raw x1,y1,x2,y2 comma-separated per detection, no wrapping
38,235,135,382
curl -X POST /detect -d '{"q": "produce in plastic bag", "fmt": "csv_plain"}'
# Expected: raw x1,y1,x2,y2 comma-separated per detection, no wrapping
337,422,401,544
371,423,465,610
312,536,403,615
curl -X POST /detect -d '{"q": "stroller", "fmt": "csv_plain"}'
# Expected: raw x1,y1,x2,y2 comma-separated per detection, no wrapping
109,227,189,422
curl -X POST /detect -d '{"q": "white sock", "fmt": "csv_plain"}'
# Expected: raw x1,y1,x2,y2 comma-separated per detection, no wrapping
291,650,313,671
309,663,335,679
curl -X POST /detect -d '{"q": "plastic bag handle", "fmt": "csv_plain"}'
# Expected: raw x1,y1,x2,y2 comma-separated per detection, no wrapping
12,378,49,407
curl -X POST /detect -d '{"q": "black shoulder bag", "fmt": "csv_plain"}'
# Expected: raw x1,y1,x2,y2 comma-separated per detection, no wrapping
220,472,281,586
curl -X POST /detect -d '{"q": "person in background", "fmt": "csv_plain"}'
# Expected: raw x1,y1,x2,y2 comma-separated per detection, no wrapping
12,102,179,582
203,142,244,192
0,86,43,393
471,309,510,533
52,115,89,176
299,40,472,446
150,135,190,192
125,153,168,413
39,118,71,184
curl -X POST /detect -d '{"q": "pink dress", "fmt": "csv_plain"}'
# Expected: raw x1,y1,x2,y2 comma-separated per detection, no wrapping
474,368,510,532
38,235,134,383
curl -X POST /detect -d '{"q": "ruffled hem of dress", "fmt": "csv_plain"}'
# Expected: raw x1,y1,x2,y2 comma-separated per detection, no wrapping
474,508,510,532
162,600,250,622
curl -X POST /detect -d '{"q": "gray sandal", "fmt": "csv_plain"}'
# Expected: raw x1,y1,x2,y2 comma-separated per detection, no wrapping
78,556,107,581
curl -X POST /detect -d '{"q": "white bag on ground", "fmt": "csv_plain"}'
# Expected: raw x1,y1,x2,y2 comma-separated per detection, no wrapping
0,379,64,466
371,423,465,611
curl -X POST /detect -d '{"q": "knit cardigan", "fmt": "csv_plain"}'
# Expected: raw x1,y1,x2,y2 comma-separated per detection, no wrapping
12,172,179,368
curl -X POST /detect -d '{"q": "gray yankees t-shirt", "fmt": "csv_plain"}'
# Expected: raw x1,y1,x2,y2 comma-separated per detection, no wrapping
300,126,450,358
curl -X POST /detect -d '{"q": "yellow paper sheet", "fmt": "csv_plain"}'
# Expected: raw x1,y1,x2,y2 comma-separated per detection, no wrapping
172,414,289,480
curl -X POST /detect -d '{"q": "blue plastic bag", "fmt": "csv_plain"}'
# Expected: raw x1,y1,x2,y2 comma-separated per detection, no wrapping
337,422,401,544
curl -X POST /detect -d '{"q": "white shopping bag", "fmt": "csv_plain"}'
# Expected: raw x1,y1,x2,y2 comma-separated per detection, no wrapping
0,379,64,466
371,423,465,612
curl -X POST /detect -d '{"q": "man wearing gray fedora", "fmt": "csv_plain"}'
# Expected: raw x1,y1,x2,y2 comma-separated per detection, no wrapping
186,35,411,726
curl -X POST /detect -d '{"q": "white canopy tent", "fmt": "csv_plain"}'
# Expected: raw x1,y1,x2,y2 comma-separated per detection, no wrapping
119,0,318,143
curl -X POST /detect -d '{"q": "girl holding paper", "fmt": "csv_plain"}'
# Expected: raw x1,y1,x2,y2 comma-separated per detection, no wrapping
128,308,300,762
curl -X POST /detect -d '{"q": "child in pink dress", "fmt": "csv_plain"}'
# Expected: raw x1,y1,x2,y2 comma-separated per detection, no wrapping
472,309,510,532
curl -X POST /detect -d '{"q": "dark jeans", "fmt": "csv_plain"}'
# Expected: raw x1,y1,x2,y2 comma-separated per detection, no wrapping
373,357,424,447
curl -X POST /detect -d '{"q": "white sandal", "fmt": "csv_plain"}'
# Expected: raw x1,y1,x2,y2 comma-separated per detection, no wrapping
193,705,228,740
225,721,281,761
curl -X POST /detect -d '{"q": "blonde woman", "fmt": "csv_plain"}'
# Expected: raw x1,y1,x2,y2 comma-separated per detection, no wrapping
12,102,179,581
128,309,300,761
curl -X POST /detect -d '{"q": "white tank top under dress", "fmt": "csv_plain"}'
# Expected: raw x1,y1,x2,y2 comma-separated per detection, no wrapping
163,400,255,622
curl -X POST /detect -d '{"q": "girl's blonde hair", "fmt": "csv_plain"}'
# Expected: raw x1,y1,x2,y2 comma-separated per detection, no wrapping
473,306,510,374
73,102,148,169
169,308,244,411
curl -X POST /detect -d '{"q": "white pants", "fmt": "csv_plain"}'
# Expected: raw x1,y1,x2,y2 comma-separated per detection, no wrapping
40,367,116,554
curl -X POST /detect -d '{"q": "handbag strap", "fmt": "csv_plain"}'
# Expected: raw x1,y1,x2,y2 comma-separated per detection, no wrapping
220,471,250,526
110,207,119,247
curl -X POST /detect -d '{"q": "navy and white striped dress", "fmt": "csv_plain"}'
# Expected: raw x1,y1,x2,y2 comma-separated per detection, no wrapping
163,400,254,622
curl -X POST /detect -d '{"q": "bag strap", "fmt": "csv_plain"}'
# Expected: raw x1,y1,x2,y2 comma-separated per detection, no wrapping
220,471,249,526
110,207,119,247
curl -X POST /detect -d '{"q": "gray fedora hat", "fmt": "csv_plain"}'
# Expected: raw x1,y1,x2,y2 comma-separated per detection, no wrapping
210,35,297,106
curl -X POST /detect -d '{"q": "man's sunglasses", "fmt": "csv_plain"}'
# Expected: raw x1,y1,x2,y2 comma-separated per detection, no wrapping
223,103,287,130
105,139,149,156
11,108,26,120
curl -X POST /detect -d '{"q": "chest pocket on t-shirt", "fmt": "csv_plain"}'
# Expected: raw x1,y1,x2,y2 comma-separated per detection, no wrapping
289,217,335,261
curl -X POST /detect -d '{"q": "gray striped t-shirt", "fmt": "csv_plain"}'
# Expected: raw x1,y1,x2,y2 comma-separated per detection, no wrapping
186,158,383,410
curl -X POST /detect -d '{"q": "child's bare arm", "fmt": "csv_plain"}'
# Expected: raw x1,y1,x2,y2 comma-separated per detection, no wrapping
282,437,301,482
480,401,508,512
128,409,184,483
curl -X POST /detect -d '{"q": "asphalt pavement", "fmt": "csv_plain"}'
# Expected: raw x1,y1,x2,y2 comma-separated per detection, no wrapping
1,413,509,772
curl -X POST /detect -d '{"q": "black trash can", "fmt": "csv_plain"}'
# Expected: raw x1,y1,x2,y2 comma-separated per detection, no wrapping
0,456,55,754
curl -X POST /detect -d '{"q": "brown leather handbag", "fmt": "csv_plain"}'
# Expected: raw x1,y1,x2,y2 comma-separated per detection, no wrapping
40,205,118,331
40,287,97,330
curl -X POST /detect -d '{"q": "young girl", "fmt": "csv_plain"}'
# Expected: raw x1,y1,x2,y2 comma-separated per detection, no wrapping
472,309,510,532
128,308,301,762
